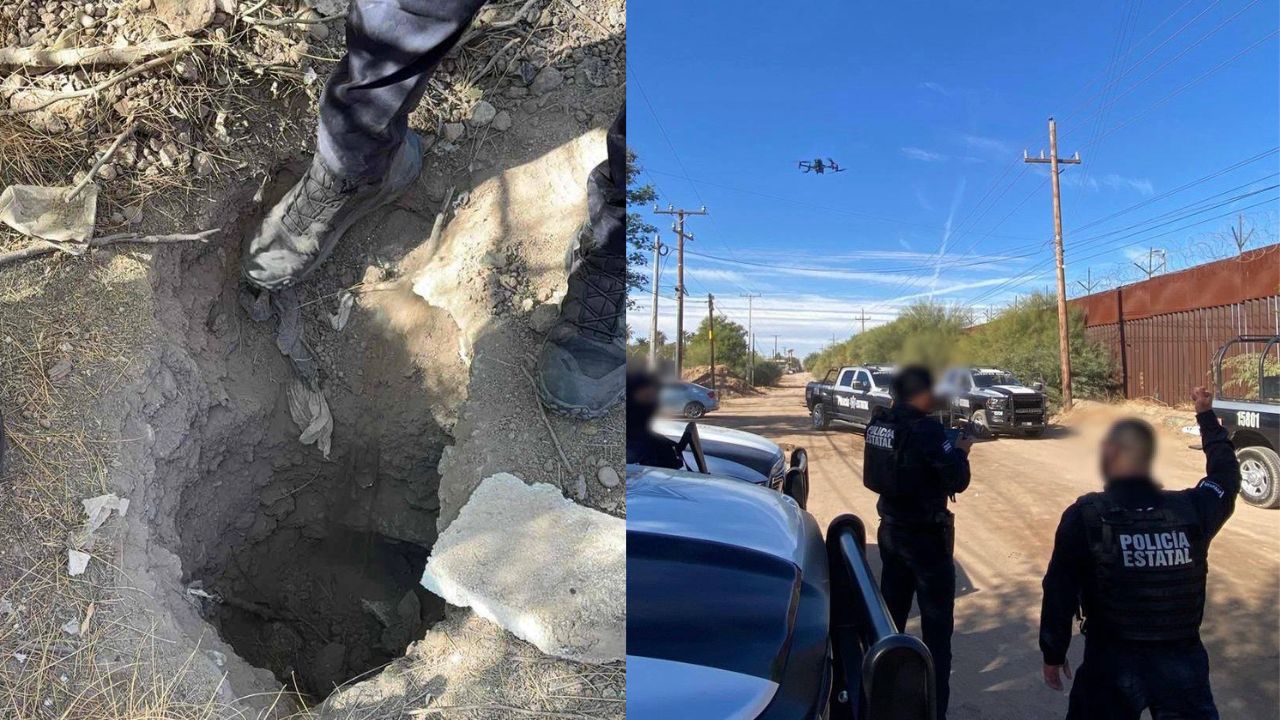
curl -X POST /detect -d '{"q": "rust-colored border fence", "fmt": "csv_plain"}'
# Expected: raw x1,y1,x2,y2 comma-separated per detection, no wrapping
1070,245,1280,403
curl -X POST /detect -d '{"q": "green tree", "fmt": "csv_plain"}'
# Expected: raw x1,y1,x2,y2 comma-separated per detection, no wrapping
804,295,1118,406
626,149,658,299
684,316,749,371
805,301,971,377
627,329,672,362
955,292,1118,404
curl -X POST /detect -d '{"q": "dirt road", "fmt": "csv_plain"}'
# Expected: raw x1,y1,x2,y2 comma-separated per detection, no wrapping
710,375,1279,720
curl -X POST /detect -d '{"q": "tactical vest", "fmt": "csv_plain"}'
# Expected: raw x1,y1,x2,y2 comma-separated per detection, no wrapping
863,413,915,496
1078,492,1208,642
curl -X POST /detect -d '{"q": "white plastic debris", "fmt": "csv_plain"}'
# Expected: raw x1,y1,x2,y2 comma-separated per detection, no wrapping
288,379,334,459
1181,425,1200,436
0,184,99,243
328,290,355,331
67,549,91,576
420,473,624,664
73,493,129,548
82,494,129,536
60,618,80,636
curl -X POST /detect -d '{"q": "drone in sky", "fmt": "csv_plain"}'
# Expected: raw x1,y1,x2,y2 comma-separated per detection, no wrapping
798,158,845,174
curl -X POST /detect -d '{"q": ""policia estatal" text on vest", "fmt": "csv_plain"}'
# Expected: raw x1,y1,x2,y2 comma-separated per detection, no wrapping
1118,531,1193,568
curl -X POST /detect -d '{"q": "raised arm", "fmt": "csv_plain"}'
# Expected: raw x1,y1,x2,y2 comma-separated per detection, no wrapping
1188,386,1239,538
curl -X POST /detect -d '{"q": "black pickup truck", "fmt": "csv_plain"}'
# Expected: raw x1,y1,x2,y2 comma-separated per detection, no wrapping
806,365,896,431
1212,335,1280,509
936,367,1047,438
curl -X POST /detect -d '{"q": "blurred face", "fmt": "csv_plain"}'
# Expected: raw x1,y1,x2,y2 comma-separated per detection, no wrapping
908,389,936,413
1100,440,1119,479
627,382,661,431
1099,428,1153,479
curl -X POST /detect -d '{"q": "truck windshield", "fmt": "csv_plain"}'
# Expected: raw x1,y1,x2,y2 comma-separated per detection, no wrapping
973,373,1018,387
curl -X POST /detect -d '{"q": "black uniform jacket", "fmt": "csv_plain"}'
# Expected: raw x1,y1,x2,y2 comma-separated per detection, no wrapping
875,404,972,524
1038,410,1240,665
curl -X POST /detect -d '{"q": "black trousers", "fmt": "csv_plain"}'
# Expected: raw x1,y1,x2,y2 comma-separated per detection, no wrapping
878,521,955,720
316,0,625,259
1067,638,1218,719
318,0,489,179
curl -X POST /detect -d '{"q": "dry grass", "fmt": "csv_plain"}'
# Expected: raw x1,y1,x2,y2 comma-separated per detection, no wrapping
0,1,624,716
1,0,562,254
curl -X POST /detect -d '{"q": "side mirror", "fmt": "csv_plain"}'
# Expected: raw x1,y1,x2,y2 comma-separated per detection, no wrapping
1033,381,1044,391
783,467,809,509
852,381,868,392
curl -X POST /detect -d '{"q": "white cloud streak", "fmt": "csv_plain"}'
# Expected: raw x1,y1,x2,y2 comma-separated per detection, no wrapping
902,146,946,162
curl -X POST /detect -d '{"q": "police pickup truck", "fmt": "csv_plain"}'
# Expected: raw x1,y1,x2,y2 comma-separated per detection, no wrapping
936,367,1047,438
1212,335,1280,509
805,365,895,431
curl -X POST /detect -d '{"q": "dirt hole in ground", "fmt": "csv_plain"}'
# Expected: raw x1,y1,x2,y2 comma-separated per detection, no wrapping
153,175,464,703
173,364,450,701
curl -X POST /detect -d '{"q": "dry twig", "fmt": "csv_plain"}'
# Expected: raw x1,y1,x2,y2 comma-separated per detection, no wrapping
520,365,574,476
0,38,193,68
66,121,135,203
0,229,220,268
0,51,188,117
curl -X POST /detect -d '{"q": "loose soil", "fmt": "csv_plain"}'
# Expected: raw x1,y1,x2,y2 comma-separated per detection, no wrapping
0,1,625,717
681,364,762,399
712,374,1279,720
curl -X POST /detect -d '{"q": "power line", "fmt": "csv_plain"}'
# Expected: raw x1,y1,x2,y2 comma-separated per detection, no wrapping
883,9,1275,314
643,168,1040,241
964,194,1278,307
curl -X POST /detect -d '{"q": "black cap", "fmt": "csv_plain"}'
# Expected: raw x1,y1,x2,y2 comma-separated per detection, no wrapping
892,365,933,401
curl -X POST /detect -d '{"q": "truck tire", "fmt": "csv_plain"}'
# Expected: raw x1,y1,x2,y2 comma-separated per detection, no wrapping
1237,446,1280,509
683,401,706,419
812,403,830,430
970,409,991,439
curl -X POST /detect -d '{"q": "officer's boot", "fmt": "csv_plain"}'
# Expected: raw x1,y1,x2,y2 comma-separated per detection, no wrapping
534,232,626,418
242,132,423,290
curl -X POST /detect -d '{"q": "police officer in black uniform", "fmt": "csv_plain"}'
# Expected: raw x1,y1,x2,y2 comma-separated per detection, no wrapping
864,365,972,720
1039,386,1239,719
625,368,683,470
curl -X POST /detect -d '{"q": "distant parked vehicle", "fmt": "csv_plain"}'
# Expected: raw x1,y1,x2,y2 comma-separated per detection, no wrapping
660,381,719,418
805,365,896,431
936,367,1048,438
1212,335,1280,509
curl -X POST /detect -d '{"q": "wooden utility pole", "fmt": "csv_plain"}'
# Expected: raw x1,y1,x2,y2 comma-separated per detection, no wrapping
741,293,760,386
707,293,716,392
1024,117,1081,409
773,334,780,358
648,235,663,368
654,205,707,378
860,307,866,334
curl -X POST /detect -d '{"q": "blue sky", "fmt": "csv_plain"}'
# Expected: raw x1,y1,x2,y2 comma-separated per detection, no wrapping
626,0,1280,357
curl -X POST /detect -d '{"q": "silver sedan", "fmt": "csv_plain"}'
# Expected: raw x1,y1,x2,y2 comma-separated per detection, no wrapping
659,381,720,418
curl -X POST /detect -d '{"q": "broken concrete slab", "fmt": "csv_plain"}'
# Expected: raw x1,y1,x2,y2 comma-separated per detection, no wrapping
419,473,624,664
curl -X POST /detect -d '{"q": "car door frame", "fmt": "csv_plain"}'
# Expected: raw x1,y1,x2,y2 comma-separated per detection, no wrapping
830,368,859,422
846,369,875,425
